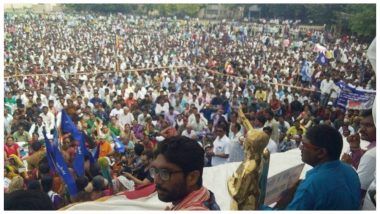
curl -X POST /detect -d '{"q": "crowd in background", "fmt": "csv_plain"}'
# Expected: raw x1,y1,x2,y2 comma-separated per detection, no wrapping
4,11,376,209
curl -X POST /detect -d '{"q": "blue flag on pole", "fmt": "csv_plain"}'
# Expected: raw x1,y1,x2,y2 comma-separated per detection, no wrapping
112,134,125,153
84,147,95,164
52,135,78,196
72,132,85,177
43,131,56,174
316,52,328,65
61,110,82,142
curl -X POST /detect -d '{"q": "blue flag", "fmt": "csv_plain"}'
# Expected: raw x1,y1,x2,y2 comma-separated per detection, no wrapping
72,132,85,177
84,147,95,164
93,143,100,161
43,131,56,174
52,135,78,196
112,134,125,153
316,52,328,65
61,110,82,142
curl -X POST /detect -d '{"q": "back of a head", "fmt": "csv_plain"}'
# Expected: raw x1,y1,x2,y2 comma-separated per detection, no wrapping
27,180,42,191
31,141,42,152
89,162,101,178
306,124,343,160
76,176,89,192
256,115,267,125
40,175,53,193
154,136,205,186
5,190,54,210
134,143,145,156
38,163,50,176
92,175,106,191
263,126,273,134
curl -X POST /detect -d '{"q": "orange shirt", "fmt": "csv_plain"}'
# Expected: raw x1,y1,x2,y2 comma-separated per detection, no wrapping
125,98,137,108
99,141,112,157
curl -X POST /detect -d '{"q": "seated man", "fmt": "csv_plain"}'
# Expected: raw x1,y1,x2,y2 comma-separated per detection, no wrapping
151,136,220,210
122,150,154,188
264,125,361,210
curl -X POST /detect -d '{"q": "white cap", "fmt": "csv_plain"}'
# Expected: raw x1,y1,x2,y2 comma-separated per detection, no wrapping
327,101,333,106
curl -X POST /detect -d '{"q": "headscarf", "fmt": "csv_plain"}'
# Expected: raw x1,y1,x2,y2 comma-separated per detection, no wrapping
97,157,113,191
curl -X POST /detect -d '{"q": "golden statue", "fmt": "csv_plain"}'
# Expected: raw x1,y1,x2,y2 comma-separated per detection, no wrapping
227,107,270,210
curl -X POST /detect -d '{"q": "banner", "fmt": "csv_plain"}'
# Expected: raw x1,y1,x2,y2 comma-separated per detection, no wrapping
73,133,86,177
44,129,78,196
43,131,56,174
52,134,78,196
61,110,82,142
264,163,305,205
336,81,376,110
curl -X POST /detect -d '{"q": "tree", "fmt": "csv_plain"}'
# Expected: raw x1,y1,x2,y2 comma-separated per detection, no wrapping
346,4,376,41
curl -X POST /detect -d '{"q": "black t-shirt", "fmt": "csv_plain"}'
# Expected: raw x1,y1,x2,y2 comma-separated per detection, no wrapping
134,167,153,183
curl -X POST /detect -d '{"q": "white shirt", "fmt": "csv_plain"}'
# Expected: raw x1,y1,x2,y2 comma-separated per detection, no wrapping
4,114,13,134
155,102,169,115
109,108,124,118
211,135,231,166
362,172,376,210
266,138,278,154
29,122,51,140
118,112,135,127
228,131,244,162
189,118,208,133
39,111,55,131
137,113,151,125
320,79,335,94
181,129,197,139
357,147,376,190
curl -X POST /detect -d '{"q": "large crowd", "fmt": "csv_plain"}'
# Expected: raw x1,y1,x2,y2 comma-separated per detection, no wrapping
4,11,376,210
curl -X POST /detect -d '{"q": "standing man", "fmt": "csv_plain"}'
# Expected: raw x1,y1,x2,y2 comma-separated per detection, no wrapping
39,106,55,134
151,136,220,210
208,124,231,166
356,109,376,208
228,123,244,162
264,125,361,210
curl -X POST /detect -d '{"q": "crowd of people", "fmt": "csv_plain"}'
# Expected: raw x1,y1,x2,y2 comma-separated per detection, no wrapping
4,11,376,210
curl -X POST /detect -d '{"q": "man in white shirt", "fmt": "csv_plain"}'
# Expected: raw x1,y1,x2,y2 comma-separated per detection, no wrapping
109,103,124,119
118,106,135,127
4,108,13,135
29,116,50,140
181,124,197,139
155,98,170,116
39,106,55,134
164,106,179,127
263,126,278,154
208,125,231,166
228,123,244,162
137,108,151,126
189,113,208,135
356,110,376,204
320,76,335,106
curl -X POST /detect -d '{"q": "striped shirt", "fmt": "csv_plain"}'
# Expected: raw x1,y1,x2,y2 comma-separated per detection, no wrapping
169,186,220,210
